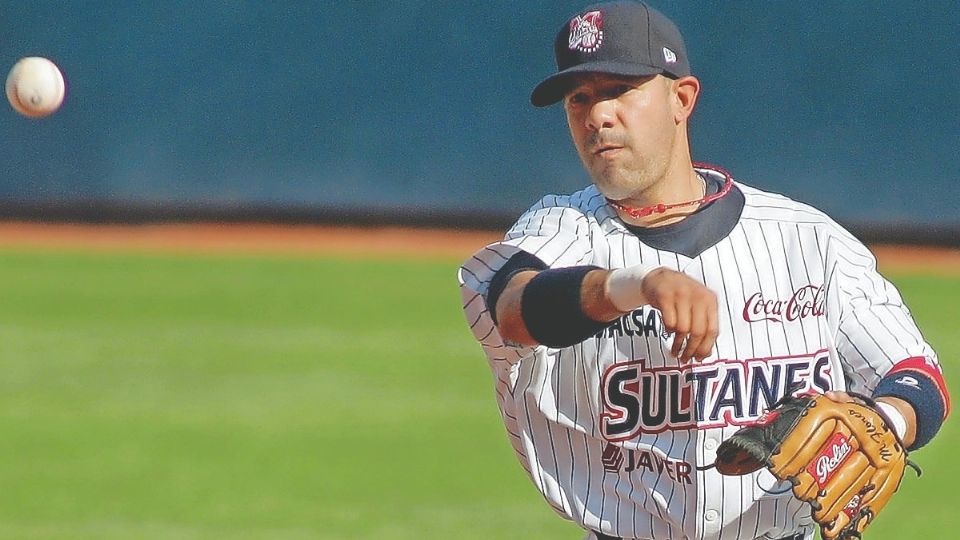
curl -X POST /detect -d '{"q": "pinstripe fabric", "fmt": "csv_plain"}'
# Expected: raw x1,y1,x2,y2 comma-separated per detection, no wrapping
457,169,941,540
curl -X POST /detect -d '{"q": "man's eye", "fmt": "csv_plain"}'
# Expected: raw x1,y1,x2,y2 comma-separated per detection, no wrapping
568,93,588,105
608,84,633,97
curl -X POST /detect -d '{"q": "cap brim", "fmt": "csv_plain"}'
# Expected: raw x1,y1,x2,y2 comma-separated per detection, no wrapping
530,61,663,107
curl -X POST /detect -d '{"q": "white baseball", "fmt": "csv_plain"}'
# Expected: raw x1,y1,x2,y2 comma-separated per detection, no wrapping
5,57,66,118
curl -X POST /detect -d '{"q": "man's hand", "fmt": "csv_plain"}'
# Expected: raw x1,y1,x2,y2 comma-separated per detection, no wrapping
825,391,917,448
638,268,718,362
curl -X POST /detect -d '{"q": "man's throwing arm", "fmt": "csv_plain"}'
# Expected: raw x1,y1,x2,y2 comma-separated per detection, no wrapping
486,252,719,362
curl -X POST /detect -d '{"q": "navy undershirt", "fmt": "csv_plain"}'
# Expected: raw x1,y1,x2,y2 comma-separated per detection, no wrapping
621,173,744,259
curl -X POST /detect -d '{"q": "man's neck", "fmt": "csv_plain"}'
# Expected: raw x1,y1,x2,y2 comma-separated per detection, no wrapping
611,164,705,227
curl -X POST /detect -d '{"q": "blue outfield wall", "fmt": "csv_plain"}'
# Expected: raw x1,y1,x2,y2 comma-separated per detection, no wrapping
0,1,957,232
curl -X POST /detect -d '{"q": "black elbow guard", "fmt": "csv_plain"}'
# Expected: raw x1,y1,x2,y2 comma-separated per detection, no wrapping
521,265,608,348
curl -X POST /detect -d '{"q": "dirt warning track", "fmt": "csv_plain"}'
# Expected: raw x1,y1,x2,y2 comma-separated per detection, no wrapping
0,222,955,274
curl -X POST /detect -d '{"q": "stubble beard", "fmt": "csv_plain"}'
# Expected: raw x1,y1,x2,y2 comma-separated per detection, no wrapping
578,120,679,203
586,147,672,203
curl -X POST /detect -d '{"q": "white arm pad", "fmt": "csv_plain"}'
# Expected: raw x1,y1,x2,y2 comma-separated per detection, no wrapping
605,264,659,312
875,400,909,441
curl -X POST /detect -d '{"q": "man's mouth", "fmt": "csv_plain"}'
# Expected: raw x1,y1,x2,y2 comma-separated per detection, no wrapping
594,145,623,156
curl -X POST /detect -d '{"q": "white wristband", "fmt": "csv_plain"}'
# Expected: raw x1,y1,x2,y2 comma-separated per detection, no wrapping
606,264,659,312
875,401,908,441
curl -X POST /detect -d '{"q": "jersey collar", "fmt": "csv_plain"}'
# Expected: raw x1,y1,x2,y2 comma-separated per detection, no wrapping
618,166,745,258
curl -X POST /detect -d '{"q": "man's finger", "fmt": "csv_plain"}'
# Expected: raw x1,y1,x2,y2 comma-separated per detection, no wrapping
695,304,719,360
670,299,691,358
660,303,677,333
825,391,854,403
681,334,702,363
671,332,687,359
680,305,708,362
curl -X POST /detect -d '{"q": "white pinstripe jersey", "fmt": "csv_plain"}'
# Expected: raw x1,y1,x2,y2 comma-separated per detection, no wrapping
457,166,939,540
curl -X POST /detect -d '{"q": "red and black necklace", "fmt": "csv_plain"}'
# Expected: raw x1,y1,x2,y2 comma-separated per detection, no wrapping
606,162,734,219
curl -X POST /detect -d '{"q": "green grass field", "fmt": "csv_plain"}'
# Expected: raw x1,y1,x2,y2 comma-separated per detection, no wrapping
0,249,954,539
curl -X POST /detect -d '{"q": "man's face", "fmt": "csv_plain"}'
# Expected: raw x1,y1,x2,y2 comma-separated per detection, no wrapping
564,74,679,202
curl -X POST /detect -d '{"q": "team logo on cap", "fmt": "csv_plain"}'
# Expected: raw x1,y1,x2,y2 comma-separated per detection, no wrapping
663,47,677,64
568,10,604,53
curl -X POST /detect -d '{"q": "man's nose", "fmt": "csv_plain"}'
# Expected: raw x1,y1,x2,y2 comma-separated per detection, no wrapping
586,99,616,131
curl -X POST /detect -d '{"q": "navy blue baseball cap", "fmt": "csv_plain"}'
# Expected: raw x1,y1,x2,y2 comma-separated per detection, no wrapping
530,1,691,107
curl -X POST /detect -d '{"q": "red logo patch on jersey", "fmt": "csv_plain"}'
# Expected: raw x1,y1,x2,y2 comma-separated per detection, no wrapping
808,432,853,487
753,410,780,427
568,10,604,53
743,285,825,323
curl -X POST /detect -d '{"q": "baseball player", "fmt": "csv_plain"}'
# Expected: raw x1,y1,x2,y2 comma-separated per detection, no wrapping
457,2,949,540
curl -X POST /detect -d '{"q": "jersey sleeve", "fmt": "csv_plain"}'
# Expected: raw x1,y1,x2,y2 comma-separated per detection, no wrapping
458,199,596,366
824,230,944,394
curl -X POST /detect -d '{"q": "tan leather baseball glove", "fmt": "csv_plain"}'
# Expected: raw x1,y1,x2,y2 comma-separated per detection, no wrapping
713,393,918,540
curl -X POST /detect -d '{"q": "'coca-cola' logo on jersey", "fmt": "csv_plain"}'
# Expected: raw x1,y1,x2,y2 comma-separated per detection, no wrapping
568,10,604,53
743,285,825,323
808,432,853,487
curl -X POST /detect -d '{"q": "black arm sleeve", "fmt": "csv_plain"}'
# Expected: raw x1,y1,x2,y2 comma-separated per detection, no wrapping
520,265,608,347
485,251,548,324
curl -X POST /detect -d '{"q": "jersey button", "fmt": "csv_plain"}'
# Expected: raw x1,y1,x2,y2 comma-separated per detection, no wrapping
705,509,719,522
704,438,718,451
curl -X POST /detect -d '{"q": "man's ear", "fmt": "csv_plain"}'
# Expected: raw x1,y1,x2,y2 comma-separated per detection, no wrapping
672,75,701,123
